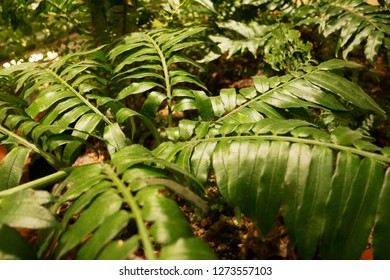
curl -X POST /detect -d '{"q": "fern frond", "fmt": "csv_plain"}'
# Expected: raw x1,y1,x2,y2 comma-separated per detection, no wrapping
35,145,213,260
319,0,390,64
152,57,388,259
0,146,30,191
202,20,277,60
0,47,141,162
153,117,390,259
170,59,384,135
109,27,206,126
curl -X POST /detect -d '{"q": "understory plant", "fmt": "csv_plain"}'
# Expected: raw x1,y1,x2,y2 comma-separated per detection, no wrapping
1,0,390,260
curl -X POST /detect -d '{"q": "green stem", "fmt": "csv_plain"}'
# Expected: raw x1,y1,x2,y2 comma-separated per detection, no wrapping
0,125,40,153
103,164,155,260
0,170,69,197
145,33,173,127
0,125,64,169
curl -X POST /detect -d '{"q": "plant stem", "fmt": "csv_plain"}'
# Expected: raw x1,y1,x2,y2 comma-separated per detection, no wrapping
0,124,64,169
103,164,156,260
0,170,69,197
146,33,173,127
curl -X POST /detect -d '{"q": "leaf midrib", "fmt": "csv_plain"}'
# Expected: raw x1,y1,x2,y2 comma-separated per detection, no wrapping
184,134,390,164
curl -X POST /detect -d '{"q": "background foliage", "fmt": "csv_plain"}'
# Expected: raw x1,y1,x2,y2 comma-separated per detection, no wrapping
1,0,390,260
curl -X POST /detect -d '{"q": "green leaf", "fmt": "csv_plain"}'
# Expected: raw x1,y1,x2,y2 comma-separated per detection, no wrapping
193,90,215,121
171,73,207,90
373,169,390,259
248,100,285,119
339,16,364,48
174,98,197,112
220,88,237,112
0,190,57,229
324,158,384,259
116,108,159,143
305,71,385,115
318,3,389,64
190,141,217,186
214,140,289,236
343,25,373,59
40,98,83,125
283,79,347,111
56,163,104,200
166,41,203,57
194,0,216,12
61,181,113,225
97,236,140,260
210,96,225,117
0,147,30,191
77,210,130,259
331,127,366,146
365,30,384,64
161,27,206,53
159,238,216,260
62,113,103,165
321,152,361,259
291,127,331,142
114,55,160,74
0,223,36,260
109,41,151,61
167,54,202,68
254,141,290,235
116,82,161,101
141,193,193,244
25,91,74,118
122,165,167,185
317,59,363,70
295,146,333,259
103,123,131,156
354,140,380,152
283,143,312,248
260,89,314,109
213,140,263,206
253,76,270,93
112,145,155,173
252,119,312,135
141,91,167,118
239,86,257,99
178,120,197,140
55,190,123,259
322,13,352,38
